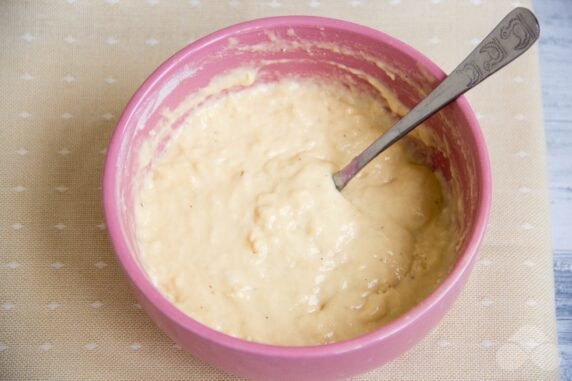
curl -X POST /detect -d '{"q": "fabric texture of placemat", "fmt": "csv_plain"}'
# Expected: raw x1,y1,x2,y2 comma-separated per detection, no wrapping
0,0,559,380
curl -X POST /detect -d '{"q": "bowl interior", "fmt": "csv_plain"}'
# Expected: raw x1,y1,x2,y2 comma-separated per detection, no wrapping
107,18,486,340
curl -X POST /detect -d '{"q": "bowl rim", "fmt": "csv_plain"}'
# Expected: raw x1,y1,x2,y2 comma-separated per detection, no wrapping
103,15,492,358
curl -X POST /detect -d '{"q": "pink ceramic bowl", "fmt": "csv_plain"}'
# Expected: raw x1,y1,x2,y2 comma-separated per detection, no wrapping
103,16,491,381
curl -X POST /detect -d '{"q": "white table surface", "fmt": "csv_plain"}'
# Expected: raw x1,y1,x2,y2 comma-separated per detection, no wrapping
532,0,571,379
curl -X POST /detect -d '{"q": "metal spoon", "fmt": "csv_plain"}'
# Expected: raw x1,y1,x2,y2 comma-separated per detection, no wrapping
333,7,539,191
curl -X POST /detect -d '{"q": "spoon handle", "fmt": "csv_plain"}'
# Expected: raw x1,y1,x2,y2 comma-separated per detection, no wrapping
333,7,539,191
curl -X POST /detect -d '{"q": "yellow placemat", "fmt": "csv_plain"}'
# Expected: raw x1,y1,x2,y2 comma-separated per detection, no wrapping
0,1,559,380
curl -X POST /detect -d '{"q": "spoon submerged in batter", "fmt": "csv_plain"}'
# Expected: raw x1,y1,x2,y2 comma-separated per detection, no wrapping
333,7,539,191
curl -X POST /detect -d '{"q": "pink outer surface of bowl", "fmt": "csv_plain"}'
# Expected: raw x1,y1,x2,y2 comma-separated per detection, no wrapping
103,16,491,381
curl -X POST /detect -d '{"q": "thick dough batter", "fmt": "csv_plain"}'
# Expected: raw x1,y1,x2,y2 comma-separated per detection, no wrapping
135,74,456,346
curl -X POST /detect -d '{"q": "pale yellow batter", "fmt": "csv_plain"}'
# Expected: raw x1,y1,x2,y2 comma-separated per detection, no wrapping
135,74,456,346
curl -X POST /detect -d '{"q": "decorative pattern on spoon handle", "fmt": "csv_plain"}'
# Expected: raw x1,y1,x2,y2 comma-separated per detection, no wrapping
454,7,539,88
